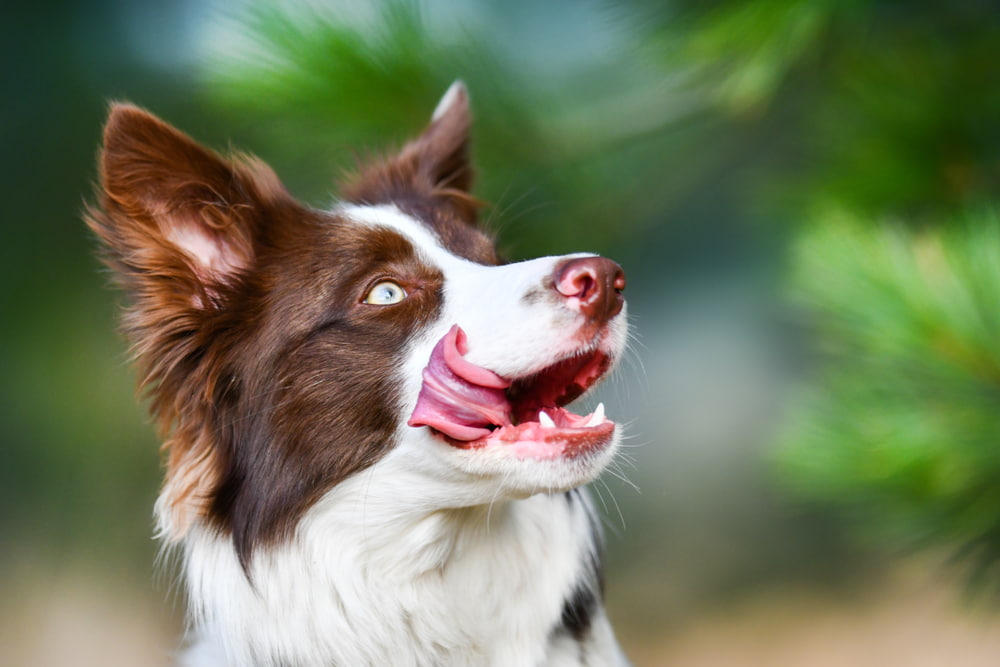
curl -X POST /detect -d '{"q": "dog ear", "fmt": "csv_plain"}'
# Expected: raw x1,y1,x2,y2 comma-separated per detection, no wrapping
407,80,473,194
91,103,288,310
87,104,295,539
344,81,480,222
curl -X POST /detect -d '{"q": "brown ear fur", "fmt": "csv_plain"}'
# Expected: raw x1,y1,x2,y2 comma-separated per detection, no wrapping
86,103,293,538
343,83,482,223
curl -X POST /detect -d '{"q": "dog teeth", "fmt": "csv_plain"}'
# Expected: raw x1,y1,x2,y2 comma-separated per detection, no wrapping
538,411,556,428
584,403,605,428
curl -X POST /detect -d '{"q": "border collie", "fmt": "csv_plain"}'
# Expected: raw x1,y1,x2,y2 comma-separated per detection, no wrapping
88,83,631,666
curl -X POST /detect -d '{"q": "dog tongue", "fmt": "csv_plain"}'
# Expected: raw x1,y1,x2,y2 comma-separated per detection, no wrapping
408,325,511,441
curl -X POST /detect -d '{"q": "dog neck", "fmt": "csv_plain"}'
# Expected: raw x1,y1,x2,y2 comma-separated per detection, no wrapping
178,460,617,666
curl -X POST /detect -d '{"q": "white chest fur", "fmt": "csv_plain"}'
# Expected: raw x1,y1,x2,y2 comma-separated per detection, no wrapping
178,465,627,667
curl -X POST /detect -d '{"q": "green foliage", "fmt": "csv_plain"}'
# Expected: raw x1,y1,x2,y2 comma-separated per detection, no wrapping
779,209,1000,586
641,0,1000,581
200,1,732,258
207,2,476,151
665,0,840,113
656,0,1000,219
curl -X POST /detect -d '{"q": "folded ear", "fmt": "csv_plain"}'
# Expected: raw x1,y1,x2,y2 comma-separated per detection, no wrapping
91,103,287,310
344,81,479,222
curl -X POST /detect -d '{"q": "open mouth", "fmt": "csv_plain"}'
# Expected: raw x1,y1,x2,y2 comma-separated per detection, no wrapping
407,325,615,460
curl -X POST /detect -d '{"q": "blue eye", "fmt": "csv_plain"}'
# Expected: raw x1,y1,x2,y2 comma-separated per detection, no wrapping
363,281,407,305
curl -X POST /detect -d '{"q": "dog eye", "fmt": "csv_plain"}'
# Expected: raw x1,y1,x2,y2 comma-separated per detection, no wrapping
363,281,407,305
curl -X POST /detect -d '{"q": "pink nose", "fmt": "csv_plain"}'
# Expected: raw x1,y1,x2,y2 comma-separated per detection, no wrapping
554,256,626,322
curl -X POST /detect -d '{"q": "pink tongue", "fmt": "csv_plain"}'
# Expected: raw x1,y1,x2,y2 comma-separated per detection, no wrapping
408,325,512,441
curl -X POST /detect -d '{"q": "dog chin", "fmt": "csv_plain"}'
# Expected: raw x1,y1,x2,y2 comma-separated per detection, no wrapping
459,430,621,496
414,426,622,499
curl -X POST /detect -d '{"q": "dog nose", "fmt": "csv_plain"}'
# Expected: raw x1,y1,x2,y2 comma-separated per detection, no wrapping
554,256,626,321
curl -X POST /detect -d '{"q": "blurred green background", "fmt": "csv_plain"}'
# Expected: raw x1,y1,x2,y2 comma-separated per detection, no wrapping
4,0,1000,664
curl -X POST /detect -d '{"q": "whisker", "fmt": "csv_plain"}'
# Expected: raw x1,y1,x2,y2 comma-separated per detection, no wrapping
603,465,639,493
596,478,626,536
484,183,543,237
486,470,513,532
589,479,612,519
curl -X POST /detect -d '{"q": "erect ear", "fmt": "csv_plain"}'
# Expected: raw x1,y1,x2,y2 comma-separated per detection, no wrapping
407,80,473,193
91,103,288,309
87,105,295,538
343,81,479,222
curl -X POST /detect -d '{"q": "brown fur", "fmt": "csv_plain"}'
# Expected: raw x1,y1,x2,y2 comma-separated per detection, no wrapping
87,94,496,566
342,86,498,266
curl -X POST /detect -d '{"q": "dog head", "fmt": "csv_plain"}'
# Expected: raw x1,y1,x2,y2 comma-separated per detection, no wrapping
88,84,627,565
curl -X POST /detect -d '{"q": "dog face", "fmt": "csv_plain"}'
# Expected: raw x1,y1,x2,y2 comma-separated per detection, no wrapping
89,84,626,565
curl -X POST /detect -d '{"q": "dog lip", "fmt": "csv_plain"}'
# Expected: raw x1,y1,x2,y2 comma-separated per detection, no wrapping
408,325,616,455
432,418,616,461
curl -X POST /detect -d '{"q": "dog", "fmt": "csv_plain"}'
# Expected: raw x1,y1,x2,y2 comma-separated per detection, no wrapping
88,82,631,666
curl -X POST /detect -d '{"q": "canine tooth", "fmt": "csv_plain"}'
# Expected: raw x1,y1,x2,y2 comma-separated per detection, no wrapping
538,411,556,428
585,403,605,428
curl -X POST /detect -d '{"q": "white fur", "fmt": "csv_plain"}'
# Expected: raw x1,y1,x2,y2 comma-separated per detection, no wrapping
432,80,466,122
177,204,630,666
166,222,245,283
182,468,626,666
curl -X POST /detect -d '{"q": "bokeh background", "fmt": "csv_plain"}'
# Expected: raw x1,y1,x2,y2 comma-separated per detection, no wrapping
4,1,1000,665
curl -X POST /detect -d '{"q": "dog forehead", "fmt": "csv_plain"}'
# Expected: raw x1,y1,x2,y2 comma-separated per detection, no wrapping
338,204,476,272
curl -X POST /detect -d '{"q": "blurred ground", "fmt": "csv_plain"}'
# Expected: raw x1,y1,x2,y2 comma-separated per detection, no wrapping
0,565,179,667
618,567,1000,667
4,562,1000,666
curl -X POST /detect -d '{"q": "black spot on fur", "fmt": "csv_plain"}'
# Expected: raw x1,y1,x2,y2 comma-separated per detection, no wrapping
521,285,547,306
559,582,598,641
